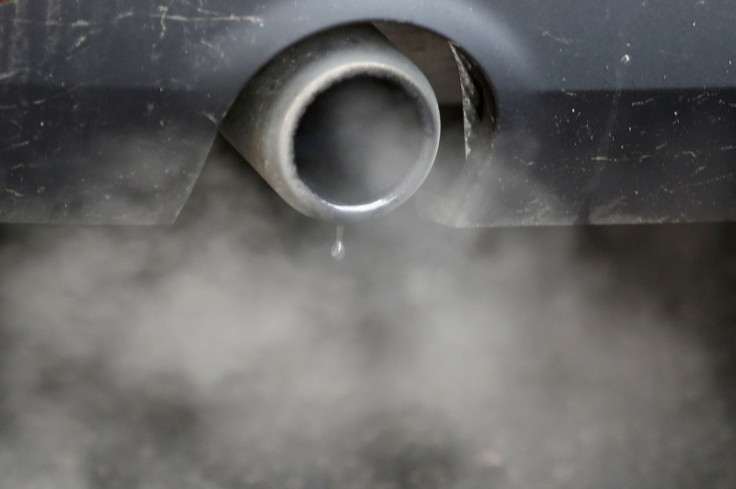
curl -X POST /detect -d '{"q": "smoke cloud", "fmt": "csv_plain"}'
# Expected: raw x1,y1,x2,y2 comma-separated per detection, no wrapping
0,136,735,489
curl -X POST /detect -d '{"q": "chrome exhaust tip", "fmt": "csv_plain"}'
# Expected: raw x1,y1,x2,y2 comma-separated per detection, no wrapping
220,25,441,223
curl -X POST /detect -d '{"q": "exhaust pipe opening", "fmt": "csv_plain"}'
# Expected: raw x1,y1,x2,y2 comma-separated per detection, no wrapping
293,76,428,206
220,25,441,223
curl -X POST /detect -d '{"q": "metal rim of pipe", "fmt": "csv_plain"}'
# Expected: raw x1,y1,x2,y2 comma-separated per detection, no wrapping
220,25,441,223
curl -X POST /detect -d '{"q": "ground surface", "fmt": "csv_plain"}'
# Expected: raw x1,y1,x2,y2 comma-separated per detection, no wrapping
1,140,735,488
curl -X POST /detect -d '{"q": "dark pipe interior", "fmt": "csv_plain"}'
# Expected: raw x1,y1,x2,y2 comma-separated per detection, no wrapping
293,76,427,205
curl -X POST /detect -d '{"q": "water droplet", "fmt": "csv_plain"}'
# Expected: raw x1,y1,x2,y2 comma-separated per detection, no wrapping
331,225,345,261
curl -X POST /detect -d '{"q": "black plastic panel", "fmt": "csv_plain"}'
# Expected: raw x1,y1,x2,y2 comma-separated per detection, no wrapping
1,0,734,225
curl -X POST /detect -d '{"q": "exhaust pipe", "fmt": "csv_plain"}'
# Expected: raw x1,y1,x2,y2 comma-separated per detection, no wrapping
220,25,441,223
